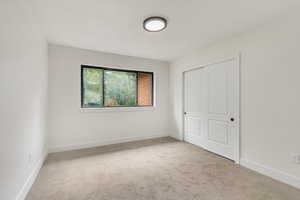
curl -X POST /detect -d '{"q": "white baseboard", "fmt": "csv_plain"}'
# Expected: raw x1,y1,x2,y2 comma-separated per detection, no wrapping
49,133,169,153
16,151,48,200
168,135,182,141
168,131,182,141
240,158,300,189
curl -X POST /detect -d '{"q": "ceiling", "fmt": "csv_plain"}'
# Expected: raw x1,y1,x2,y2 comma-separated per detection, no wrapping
30,0,299,61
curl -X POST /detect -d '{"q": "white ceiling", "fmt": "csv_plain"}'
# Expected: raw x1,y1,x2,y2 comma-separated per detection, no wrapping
31,0,299,61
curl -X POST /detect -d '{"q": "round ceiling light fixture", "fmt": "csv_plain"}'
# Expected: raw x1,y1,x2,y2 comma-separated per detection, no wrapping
143,16,167,32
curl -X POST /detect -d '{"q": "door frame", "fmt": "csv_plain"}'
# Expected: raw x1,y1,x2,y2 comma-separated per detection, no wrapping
182,55,241,164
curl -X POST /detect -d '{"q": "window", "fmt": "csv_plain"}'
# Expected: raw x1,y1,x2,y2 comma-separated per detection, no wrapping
81,65,153,108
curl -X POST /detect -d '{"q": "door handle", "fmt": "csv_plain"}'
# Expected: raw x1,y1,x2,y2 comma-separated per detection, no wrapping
230,118,235,122
184,112,187,115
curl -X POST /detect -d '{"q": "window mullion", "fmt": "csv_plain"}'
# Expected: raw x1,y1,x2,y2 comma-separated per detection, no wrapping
136,72,138,106
102,69,105,107
81,67,84,107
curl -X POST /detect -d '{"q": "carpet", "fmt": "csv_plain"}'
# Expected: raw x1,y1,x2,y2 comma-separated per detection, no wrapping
26,137,300,200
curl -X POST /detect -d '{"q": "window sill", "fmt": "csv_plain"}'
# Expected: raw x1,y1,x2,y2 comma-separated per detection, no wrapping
80,106,155,113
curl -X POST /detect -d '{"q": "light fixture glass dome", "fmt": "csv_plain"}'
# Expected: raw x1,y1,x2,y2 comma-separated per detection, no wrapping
143,17,167,32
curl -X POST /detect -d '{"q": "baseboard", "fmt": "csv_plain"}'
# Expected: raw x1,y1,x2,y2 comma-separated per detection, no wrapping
49,133,169,153
16,151,48,200
168,131,182,141
168,135,182,141
240,158,300,189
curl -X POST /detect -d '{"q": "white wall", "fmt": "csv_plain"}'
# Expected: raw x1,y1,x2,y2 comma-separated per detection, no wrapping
0,0,48,199
48,44,170,152
170,12,300,187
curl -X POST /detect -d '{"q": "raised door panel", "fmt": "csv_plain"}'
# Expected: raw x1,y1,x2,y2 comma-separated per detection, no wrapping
184,69,204,115
185,117,202,136
208,63,228,115
208,120,228,145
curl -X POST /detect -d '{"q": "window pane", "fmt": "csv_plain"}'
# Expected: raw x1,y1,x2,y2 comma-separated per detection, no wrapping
138,73,153,106
82,68,103,107
104,70,137,106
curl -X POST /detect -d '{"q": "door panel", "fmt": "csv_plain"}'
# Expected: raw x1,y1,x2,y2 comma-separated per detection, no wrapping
184,58,239,162
186,117,202,136
208,64,228,115
184,68,204,114
208,120,228,145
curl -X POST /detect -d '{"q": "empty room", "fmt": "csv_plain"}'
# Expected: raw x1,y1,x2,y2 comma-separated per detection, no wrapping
1,0,300,199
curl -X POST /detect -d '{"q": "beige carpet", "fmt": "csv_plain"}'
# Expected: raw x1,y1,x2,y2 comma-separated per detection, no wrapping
26,137,300,200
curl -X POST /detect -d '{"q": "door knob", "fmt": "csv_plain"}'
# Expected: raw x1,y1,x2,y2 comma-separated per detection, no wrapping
184,112,187,115
230,118,235,122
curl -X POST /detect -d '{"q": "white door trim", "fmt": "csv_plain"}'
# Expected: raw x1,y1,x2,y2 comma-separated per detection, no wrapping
182,54,241,164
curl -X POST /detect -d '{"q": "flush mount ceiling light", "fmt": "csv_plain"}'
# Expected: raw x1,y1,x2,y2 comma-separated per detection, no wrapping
143,16,167,32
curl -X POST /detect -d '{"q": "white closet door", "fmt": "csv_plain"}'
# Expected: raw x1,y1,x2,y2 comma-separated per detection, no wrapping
184,59,239,161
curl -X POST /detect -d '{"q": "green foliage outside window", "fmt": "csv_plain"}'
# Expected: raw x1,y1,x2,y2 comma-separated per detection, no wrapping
82,67,143,108
104,70,136,106
82,68,103,107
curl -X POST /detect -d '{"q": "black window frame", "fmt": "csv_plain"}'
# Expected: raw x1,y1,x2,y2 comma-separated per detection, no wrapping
81,65,154,108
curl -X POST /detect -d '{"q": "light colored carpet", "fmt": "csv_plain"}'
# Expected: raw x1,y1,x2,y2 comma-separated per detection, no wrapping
26,137,300,200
